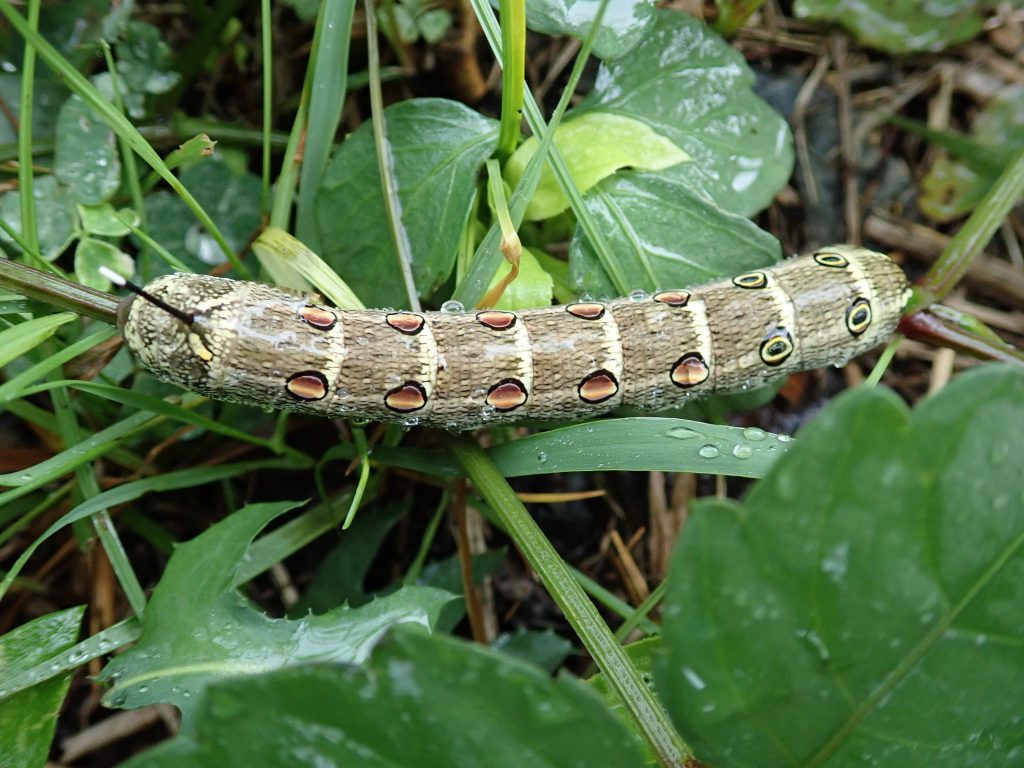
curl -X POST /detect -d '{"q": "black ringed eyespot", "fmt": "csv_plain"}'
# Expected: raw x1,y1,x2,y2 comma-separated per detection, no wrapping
846,298,872,336
813,252,849,268
733,272,767,289
759,328,793,366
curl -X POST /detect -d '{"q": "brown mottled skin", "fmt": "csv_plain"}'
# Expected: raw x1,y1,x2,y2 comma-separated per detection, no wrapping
118,246,910,430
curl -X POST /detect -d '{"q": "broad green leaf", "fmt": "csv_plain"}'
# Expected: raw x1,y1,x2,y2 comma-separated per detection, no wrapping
140,157,261,279
115,20,181,116
0,607,83,768
0,73,65,145
920,86,1024,222
315,98,499,309
54,95,120,204
576,10,793,218
569,172,781,296
658,364,1024,767
505,112,688,221
74,238,134,290
78,203,135,237
100,501,456,719
794,0,991,54
484,247,554,310
523,0,656,64
120,629,648,768
0,176,77,260
0,313,76,368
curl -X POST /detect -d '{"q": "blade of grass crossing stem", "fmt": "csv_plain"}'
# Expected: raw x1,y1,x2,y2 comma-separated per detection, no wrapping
447,435,692,767
467,0,632,295
365,0,421,312
453,0,615,306
49,381,147,615
918,146,1024,307
0,327,117,404
496,0,525,160
260,0,273,215
296,0,356,252
17,0,40,256
101,41,147,235
0,0,250,279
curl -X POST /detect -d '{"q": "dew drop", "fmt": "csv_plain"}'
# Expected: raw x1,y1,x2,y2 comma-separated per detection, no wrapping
628,289,647,302
777,433,793,443
401,416,420,428
732,444,753,459
138,685,149,694
537,452,547,464
698,444,719,459
742,427,766,442
666,427,699,440
440,300,465,314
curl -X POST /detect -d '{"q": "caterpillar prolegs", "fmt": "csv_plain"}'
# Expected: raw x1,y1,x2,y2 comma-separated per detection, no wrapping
117,245,911,431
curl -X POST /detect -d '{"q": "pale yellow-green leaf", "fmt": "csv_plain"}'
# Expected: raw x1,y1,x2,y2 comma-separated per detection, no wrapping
504,112,689,221
484,248,554,311
0,313,77,368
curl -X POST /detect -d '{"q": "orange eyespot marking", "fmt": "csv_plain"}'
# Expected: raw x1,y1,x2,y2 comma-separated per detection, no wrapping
732,272,767,289
386,312,426,335
759,328,794,366
845,298,872,336
566,302,606,320
476,311,517,330
384,381,428,412
814,251,849,268
653,290,691,307
299,306,338,330
286,371,329,401
671,353,710,388
486,379,528,411
578,369,619,404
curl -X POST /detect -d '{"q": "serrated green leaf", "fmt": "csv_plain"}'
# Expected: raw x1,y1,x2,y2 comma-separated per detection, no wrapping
576,10,793,218
315,98,499,309
120,629,648,768
657,364,1024,767
0,607,83,768
505,112,689,221
794,0,991,54
569,172,781,296
54,96,120,204
523,0,656,59
74,238,134,289
99,501,456,720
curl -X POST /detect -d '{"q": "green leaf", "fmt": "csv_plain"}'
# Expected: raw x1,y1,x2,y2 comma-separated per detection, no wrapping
99,501,456,720
0,176,77,260
418,8,453,43
74,238,134,289
920,86,1024,223
54,95,120,204
569,172,781,296
0,607,83,768
0,313,76,368
315,98,499,309
140,157,262,279
794,0,991,54
120,629,648,768
576,10,793,218
505,112,688,221
657,364,1024,767
484,247,554,310
77,203,135,237
523,0,656,59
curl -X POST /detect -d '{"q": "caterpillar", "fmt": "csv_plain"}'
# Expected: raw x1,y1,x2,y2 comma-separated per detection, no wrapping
115,245,910,431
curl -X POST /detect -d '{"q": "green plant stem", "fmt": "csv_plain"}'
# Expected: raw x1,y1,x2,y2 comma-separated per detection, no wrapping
0,258,118,323
448,435,692,768
917,146,1024,307
260,0,273,216
0,0,251,279
364,0,421,312
496,0,525,160
17,0,40,256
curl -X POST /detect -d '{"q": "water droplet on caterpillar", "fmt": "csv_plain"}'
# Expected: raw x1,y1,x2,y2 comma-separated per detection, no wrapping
401,416,420,428
629,289,647,302
440,300,465,314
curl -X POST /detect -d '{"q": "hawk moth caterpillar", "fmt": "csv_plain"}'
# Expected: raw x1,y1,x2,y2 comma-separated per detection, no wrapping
113,244,910,431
